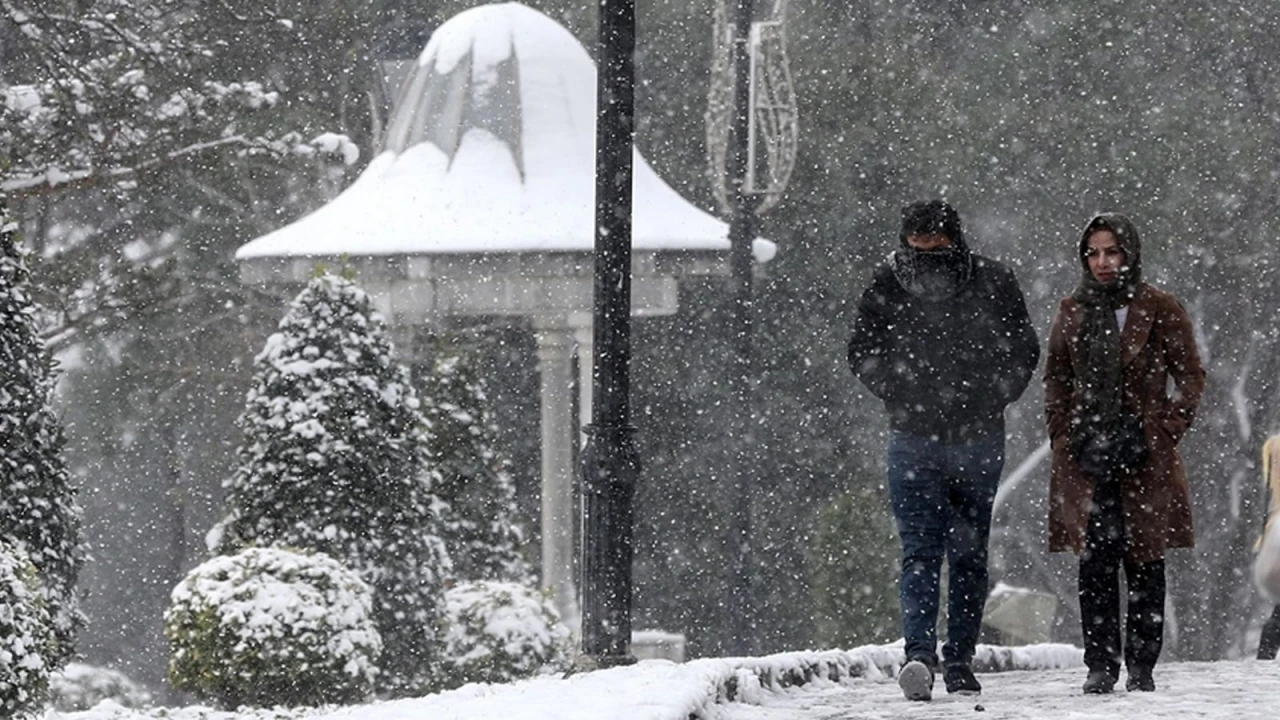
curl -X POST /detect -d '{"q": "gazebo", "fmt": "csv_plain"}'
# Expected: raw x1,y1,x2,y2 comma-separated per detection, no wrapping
235,1,775,627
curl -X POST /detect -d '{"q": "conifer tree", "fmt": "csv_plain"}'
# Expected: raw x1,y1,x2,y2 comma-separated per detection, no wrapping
211,272,450,696
419,345,531,584
0,199,84,667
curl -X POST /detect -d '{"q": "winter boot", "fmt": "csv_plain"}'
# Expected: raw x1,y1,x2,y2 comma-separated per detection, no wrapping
898,657,935,701
1082,670,1117,695
943,663,981,695
1125,666,1155,692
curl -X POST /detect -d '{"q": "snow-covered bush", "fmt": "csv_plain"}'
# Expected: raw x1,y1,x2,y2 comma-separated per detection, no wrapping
441,581,571,688
165,546,381,709
0,543,55,718
210,273,451,696
420,343,532,583
48,662,152,712
0,206,85,667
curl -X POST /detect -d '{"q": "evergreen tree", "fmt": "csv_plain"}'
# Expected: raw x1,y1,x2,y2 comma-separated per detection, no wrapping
3,0,364,686
0,199,84,667
810,489,900,649
419,344,531,584
211,272,450,696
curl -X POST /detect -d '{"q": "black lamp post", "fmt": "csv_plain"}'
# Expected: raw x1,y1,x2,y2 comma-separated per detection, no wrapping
725,0,758,657
578,0,640,667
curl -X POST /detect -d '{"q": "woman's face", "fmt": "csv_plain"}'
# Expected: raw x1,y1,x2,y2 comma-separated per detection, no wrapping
1085,230,1126,285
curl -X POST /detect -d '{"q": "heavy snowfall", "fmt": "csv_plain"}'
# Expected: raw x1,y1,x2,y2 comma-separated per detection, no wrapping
3,1,1280,718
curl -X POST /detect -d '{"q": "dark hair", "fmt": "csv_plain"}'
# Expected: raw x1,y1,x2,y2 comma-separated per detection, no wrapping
900,199,963,247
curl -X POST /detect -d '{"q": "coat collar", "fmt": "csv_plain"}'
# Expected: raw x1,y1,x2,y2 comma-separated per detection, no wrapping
1120,283,1156,365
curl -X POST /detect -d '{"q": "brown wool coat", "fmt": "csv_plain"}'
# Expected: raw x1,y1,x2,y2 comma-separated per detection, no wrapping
1045,282,1206,563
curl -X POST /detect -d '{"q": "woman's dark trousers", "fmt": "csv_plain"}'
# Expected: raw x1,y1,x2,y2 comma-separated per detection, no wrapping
1079,476,1165,678
1259,605,1280,660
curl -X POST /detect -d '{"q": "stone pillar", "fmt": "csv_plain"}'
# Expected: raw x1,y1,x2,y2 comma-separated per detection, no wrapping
570,313,594,444
532,317,581,628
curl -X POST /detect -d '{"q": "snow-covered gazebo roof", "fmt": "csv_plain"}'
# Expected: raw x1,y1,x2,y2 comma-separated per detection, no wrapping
235,1,774,262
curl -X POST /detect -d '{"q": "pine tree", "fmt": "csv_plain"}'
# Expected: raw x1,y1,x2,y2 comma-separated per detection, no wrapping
0,199,84,667
211,272,450,696
419,344,531,584
810,488,901,649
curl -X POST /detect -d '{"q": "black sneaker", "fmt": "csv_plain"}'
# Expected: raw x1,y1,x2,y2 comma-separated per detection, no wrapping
898,658,935,701
943,663,982,695
1082,670,1117,695
1125,666,1155,692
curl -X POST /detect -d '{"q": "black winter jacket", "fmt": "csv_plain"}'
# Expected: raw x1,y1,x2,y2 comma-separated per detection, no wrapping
847,254,1040,442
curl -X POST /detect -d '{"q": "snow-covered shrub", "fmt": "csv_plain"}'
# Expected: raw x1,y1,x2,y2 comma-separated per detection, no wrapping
0,208,85,667
48,662,152,712
209,273,451,696
0,543,55,718
420,343,532,583
165,546,381,708
441,581,571,688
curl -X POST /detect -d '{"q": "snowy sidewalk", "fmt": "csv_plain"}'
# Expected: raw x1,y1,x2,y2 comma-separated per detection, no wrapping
725,659,1280,720
61,645,1280,720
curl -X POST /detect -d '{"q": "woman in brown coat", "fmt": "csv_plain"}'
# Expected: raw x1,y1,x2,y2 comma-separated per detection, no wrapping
1044,212,1205,695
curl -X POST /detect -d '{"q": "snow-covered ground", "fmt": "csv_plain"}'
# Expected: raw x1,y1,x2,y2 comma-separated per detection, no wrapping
51,643,1071,720
727,658,1280,720
54,642,1280,720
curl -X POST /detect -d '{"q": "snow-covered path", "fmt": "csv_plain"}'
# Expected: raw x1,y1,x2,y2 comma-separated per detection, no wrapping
724,659,1280,720
62,647,1280,720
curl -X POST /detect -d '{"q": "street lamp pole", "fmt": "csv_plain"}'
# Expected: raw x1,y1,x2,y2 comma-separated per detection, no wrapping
578,0,640,667
725,0,758,657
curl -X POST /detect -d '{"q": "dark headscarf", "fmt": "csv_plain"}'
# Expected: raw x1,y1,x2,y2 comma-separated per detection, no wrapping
1069,212,1143,453
891,199,974,300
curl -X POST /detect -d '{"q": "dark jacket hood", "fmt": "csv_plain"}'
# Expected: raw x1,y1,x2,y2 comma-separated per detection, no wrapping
899,199,969,253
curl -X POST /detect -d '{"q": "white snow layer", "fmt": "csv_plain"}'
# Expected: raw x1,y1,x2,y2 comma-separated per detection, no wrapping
54,642,1280,720
58,643,1074,719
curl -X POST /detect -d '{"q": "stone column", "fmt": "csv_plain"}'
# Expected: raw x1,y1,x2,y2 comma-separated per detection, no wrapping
532,317,581,628
570,313,594,444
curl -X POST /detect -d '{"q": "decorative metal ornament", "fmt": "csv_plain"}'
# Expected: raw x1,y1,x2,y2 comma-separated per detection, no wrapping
706,0,798,216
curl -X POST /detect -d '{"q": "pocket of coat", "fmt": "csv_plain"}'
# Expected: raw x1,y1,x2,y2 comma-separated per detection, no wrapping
1155,413,1182,446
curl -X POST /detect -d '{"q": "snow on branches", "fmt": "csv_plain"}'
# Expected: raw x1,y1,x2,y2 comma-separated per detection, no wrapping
0,1,363,198
0,203,85,668
210,272,451,697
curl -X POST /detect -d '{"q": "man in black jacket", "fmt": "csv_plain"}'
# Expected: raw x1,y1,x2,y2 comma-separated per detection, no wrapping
847,200,1039,701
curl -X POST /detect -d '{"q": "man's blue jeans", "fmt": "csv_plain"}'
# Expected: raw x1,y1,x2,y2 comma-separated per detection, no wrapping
887,430,1004,667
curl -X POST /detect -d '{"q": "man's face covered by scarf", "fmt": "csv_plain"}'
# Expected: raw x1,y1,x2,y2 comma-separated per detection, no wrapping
903,232,968,297
893,200,973,300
